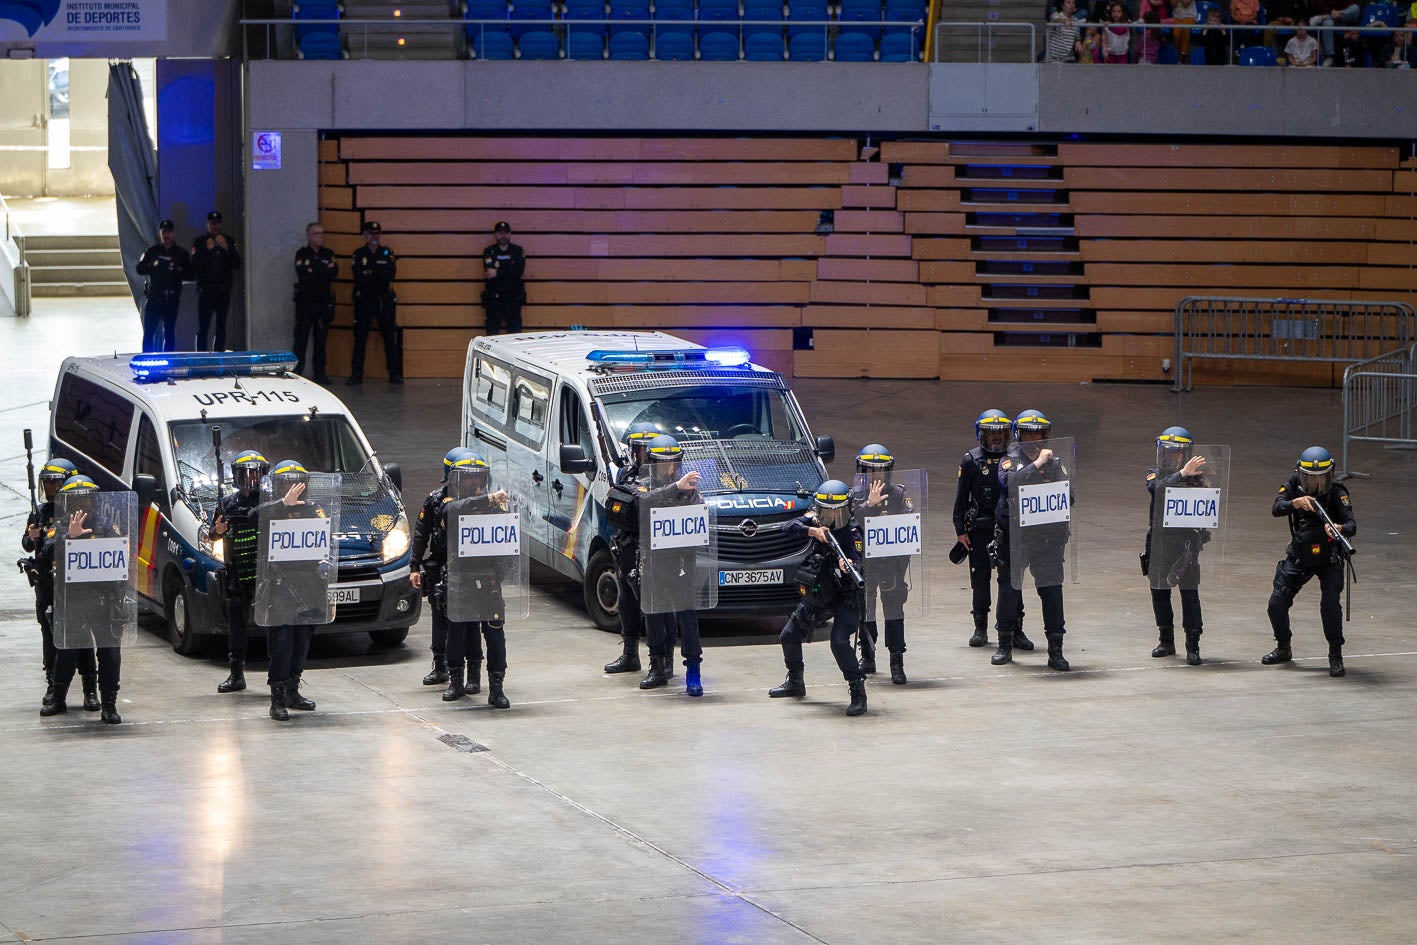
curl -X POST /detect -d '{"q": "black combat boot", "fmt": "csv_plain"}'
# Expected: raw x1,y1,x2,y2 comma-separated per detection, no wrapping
422,655,449,686
1329,646,1345,677
639,654,669,690
286,674,316,710
889,652,907,685
442,663,466,701
466,661,482,696
968,612,989,647
42,672,56,709
217,659,247,693
1184,630,1202,666
269,682,290,721
603,636,641,674
1046,633,1070,671
1152,626,1176,658
859,621,878,673
769,669,805,698
1013,625,1036,651
40,680,69,716
81,674,101,712
1261,643,1293,665
991,627,1014,666
488,670,510,708
846,679,868,717
100,691,122,725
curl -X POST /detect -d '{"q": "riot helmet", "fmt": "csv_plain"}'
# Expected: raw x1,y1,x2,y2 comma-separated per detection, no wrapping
1013,410,1052,458
813,479,853,531
58,473,100,519
39,457,78,501
855,444,894,484
442,446,473,482
448,449,491,497
975,409,1012,454
1156,426,1193,473
646,434,684,487
270,458,309,501
623,421,663,467
1296,446,1335,495
232,449,270,496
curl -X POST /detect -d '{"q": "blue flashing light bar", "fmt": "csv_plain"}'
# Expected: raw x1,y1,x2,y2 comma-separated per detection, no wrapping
585,346,752,369
130,351,299,381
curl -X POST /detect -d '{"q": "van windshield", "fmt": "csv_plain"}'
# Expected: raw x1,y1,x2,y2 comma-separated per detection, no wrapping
598,385,807,446
170,415,373,500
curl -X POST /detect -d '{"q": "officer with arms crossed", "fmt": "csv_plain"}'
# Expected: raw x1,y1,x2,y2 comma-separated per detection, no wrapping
602,422,662,675
481,221,527,335
293,222,337,385
851,444,916,685
1262,446,1356,677
22,457,90,711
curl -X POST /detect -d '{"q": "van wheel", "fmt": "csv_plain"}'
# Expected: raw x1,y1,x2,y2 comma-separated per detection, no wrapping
584,548,621,632
369,628,409,646
166,574,211,656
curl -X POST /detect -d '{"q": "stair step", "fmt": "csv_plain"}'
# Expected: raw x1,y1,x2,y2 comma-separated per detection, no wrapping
32,282,131,298
22,234,119,251
28,265,128,284
23,248,124,267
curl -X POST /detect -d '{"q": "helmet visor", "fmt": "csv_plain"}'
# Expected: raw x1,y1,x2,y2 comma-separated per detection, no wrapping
1157,441,1190,472
1299,467,1334,495
815,502,849,531
650,457,682,486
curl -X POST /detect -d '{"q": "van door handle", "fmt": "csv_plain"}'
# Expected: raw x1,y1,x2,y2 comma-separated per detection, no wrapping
551,479,563,496
532,470,544,485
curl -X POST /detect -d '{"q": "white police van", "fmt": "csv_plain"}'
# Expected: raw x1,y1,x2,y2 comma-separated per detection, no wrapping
460,331,834,629
48,351,420,655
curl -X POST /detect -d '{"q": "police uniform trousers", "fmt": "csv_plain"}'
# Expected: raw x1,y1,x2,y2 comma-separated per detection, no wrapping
195,285,232,352
444,611,507,674
267,625,314,686
428,595,448,660
780,599,865,683
995,546,1066,638
967,522,997,620
862,567,909,653
142,292,181,353
614,537,643,642
1267,556,1344,648
351,291,401,380
1151,554,1203,636
37,584,97,678
226,588,253,661
293,297,330,379
484,291,523,336
54,646,119,693
647,610,700,666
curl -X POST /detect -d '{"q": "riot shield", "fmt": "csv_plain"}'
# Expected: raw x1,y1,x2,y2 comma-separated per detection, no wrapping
640,482,718,615
255,472,341,627
52,491,138,650
1149,444,1230,591
855,468,929,619
1006,436,1078,592
446,462,530,622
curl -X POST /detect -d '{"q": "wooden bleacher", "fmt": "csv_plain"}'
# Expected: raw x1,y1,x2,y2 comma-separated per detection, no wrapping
317,135,1416,385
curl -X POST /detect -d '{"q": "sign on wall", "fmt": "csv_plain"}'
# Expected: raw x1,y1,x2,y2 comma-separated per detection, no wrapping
252,131,282,171
0,0,167,42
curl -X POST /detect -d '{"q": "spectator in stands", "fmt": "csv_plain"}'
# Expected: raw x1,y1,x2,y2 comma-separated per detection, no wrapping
1335,25,1368,63
1078,23,1106,59
1384,19,1416,65
481,221,527,336
1310,3,1361,64
1104,2,1132,60
1201,5,1231,61
1046,0,1083,61
1136,10,1166,60
1140,0,1170,19
1229,0,1262,53
1285,23,1321,62
1265,0,1310,52
1171,0,1197,57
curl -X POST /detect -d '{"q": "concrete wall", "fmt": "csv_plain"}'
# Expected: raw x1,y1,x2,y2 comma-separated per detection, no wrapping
246,130,319,352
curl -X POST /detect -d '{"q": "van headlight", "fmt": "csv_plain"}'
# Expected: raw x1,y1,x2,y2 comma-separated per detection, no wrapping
199,524,224,562
382,512,410,562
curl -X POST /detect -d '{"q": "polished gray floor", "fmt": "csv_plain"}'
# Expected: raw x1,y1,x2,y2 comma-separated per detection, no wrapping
2,305,1416,944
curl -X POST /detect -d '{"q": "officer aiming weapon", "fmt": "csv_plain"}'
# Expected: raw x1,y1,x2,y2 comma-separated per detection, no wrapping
1310,498,1357,620
823,529,866,592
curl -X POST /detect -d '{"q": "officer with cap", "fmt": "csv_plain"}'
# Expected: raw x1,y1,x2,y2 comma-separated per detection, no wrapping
482,221,527,336
411,448,472,691
191,210,242,352
636,435,705,696
769,479,870,716
210,449,270,694
851,443,915,685
1262,446,1357,677
293,221,337,385
135,219,192,353
22,457,94,711
602,421,663,674
1144,426,1210,665
349,220,402,385
953,409,1034,653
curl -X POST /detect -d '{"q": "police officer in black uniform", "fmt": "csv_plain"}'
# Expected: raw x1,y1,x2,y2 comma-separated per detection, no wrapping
602,422,663,674
993,410,1072,672
1144,426,1210,665
1262,446,1357,678
191,210,242,352
293,221,337,385
768,480,869,717
211,450,269,695
953,409,1034,653
135,219,192,353
851,444,915,685
481,221,527,335
255,459,324,721
410,448,473,690
22,457,91,711
349,220,401,385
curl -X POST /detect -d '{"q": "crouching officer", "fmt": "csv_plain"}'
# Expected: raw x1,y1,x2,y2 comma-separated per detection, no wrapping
211,450,268,694
22,456,86,710
851,444,914,684
1262,446,1356,677
953,410,1033,652
769,480,869,717
602,422,662,674
636,435,706,696
1144,426,1210,665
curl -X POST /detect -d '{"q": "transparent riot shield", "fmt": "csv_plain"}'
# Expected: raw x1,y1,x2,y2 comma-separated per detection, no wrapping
1148,444,1230,591
1006,437,1078,592
255,472,341,627
446,461,530,622
640,481,718,615
854,468,929,619
53,491,138,650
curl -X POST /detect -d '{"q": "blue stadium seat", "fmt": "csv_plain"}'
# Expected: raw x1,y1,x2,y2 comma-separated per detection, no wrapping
884,0,926,19
788,0,829,37
1238,44,1276,64
1156,42,1180,63
834,31,876,59
1362,2,1400,29
465,0,509,44
611,0,651,36
699,30,742,58
655,0,695,45
839,0,882,37
298,31,344,58
518,29,560,56
655,0,695,12
744,30,786,59
878,30,919,60
510,0,554,38
788,31,827,59
744,2,782,18
1189,46,1207,62
567,30,606,57
655,30,696,58
473,29,516,58
609,31,651,57
294,0,341,41
699,0,741,22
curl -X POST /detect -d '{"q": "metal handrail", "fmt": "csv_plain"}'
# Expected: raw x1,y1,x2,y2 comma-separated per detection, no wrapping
932,21,1039,62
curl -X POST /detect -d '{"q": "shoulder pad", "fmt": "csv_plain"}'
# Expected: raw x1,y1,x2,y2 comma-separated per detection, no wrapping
1000,458,1012,471
903,496,914,512
1277,485,1288,494
854,540,864,552
1146,472,1156,482
1340,494,1351,506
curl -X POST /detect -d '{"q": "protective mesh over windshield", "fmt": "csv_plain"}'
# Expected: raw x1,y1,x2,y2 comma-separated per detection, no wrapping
338,457,401,536
679,439,822,496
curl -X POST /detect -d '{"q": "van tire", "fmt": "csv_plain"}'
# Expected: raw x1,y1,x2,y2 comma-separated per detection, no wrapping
584,548,621,632
166,574,211,656
369,628,410,646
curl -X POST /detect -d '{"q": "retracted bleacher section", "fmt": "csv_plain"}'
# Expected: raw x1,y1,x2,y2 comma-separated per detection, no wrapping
316,135,1417,383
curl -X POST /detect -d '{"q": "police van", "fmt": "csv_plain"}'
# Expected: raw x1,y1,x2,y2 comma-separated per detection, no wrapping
48,351,421,655
460,331,834,629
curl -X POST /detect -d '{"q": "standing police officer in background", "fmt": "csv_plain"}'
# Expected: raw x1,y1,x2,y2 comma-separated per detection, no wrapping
135,219,192,353
293,222,337,385
851,444,915,685
953,409,1033,653
1144,426,1210,665
409,448,473,691
482,221,527,336
22,457,89,711
602,422,662,675
191,210,242,352
348,220,401,385
1262,446,1356,677
211,450,269,694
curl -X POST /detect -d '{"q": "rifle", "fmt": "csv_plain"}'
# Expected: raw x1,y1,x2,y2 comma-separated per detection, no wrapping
822,528,866,592
23,428,37,516
1309,494,1358,621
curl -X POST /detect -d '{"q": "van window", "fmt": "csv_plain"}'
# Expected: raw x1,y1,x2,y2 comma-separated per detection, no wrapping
135,413,169,512
558,385,596,471
53,373,135,477
472,356,511,423
509,374,550,448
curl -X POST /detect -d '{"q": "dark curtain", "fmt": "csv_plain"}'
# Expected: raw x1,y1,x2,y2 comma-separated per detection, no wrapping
107,60,160,308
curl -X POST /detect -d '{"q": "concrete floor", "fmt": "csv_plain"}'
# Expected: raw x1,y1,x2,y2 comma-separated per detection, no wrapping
2,306,1416,944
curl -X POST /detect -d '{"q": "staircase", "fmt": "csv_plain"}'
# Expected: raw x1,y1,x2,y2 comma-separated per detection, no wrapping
932,0,1041,62
341,0,462,59
24,234,129,298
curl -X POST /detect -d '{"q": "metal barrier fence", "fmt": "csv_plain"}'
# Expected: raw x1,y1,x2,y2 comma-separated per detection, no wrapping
932,22,1039,62
1341,343,1417,478
1171,297,1417,393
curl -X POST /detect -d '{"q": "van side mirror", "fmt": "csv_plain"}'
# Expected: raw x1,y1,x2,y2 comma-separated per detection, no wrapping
384,462,403,493
559,444,595,475
815,435,836,464
134,474,157,510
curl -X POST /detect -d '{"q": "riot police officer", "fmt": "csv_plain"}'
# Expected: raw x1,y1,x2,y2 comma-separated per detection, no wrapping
1144,426,1210,665
135,219,192,353
851,444,915,685
636,435,705,696
257,459,323,721
22,457,92,711
481,221,527,335
348,220,401,385
191,210,242,352
211,449,269,694
293,221,337,385
953,410,1033,652
411,448,473,690
603,422,662,674
1262,446,1356,677
769,480,869,716
994,410,1072,672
